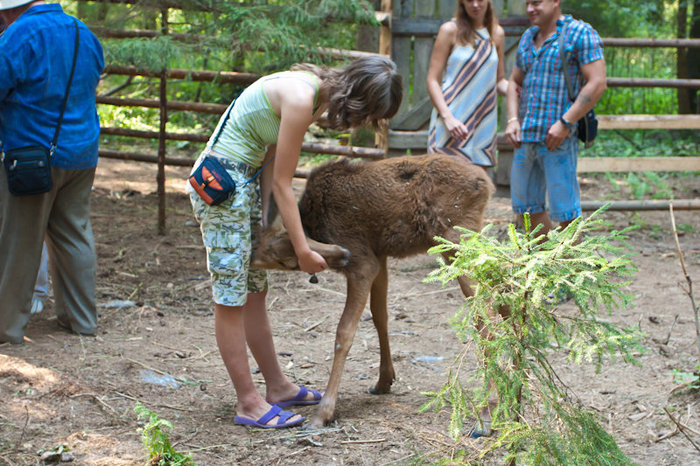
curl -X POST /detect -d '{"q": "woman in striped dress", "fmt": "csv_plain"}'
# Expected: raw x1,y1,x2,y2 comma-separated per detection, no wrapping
187,57,402,429
427,0,508,169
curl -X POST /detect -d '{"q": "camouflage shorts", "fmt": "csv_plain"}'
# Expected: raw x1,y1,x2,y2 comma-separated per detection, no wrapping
187,155,268,306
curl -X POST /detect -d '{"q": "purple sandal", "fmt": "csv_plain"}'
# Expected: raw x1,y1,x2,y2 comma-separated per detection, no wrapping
234,405,304,429
271,385,323,408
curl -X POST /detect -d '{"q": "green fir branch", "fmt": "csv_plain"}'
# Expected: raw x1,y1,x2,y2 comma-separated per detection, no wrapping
423,208,644,462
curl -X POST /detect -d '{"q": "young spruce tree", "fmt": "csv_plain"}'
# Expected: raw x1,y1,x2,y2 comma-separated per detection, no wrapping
423,210,645,465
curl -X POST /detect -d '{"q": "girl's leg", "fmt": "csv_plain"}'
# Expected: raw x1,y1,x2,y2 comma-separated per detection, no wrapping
242,291,318,404
215,302,303,425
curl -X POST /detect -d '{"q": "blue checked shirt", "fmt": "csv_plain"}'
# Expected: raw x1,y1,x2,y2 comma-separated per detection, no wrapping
0,4,104,170
515,15,604,143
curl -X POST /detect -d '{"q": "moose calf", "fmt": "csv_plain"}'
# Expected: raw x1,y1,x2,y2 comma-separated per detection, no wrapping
251,153,494,428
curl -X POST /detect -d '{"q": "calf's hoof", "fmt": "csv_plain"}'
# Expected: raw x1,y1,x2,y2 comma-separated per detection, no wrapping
369,381,394,395
308,415,329,429
326,247,351,269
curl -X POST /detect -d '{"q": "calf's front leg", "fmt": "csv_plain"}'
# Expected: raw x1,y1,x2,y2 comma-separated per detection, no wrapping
310,260,379,428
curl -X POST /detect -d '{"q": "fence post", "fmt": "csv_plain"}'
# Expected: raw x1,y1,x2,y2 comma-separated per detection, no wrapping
158,70,168,235
376,0,392,156
157,8,169,235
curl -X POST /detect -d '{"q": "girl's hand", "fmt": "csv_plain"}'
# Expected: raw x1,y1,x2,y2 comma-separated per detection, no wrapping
297,250,329,274
444,115,468,141
505,119,521,149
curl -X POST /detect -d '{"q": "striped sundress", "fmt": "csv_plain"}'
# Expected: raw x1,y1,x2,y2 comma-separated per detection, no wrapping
428,28,498,166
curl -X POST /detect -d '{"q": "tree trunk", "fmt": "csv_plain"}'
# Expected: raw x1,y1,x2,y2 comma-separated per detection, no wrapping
677,0,690,114
689,0,700,113
355,0,380,53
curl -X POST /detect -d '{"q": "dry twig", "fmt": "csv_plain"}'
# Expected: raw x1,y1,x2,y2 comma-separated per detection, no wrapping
663,314,680,345
304,315,329,332
69,393,120,416
340,438,386,444
669,204,700,356
18,405,29,446
663,407,700,452
0,455,17,466
654,426,680,442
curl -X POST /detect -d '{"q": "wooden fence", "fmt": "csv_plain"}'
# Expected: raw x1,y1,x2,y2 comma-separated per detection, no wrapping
84,0,700,232
386,0,700,177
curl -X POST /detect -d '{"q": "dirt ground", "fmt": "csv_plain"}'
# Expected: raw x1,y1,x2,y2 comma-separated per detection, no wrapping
1,157,700,465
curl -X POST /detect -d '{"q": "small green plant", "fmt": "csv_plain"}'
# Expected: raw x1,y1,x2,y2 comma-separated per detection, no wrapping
676,223,696,234
422,210,645,464
135,402,194,466
625,172,649,200
672,365,700,389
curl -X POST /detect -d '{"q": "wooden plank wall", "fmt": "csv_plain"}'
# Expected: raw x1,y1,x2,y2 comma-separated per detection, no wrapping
390,0,452,136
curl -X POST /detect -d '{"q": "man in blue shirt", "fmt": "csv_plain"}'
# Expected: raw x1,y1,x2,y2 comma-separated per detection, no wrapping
0,0,104,344
505,0,606,237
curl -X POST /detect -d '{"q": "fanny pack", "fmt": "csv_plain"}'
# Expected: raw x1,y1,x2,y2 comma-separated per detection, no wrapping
188,156,237,206
558,21,598,148
189,99,274,206
575,109,598,148
189,155,274,206
2,19,80,196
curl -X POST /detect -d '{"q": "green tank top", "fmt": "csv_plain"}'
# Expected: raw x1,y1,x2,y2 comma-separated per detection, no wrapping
210,71,319,167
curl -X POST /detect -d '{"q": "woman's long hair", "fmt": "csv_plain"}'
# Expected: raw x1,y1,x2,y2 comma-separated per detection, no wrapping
455,0,498,46
292,56,403,131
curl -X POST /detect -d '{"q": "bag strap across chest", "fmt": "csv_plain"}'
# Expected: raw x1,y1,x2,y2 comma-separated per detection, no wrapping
49,18,80,157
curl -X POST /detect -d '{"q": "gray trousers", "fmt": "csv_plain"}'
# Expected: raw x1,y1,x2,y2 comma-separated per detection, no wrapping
0,165,97,344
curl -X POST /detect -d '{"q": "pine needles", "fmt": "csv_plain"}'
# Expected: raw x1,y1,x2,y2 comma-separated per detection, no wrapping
422,209,644,464
97,0,379,73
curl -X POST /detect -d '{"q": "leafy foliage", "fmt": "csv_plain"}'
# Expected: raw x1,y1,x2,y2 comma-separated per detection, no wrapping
561,0,697,117
72,0,378,74
421,211,644,463
66,0,380,147
563,0,670,38
135,402,194,466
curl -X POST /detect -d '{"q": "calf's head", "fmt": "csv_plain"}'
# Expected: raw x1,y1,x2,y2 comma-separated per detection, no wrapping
250,211,351,272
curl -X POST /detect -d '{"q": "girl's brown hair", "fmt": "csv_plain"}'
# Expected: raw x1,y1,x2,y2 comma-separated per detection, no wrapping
292,56,403,131
455,0,498,46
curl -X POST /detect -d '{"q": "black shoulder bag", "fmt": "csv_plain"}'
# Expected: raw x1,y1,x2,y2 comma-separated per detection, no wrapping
2,18,80,195
558,22,598,149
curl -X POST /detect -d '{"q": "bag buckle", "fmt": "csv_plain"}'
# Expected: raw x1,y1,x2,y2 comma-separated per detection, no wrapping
200,175,216,190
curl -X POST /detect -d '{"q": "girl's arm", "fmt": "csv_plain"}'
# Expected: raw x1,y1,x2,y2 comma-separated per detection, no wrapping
494,25,509,96
426,21,468,141
269,80,328,274
505,67,525,148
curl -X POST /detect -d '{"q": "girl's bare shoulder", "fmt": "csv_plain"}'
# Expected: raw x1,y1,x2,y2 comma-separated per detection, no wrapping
439,18,458,36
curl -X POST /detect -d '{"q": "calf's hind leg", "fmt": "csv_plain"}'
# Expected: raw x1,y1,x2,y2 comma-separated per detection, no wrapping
368,256,395,394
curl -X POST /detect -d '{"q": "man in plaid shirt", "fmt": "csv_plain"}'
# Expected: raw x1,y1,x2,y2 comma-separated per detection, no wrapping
505,0,606,236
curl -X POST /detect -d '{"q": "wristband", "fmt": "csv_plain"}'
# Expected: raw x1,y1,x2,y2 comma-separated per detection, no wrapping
559,116,574,131
507,117,519,124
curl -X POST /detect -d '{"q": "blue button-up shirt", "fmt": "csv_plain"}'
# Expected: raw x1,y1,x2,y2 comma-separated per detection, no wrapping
515,15,604,143
0,4,104,170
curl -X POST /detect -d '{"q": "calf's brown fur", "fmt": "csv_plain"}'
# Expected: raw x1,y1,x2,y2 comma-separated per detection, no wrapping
251,154,494,428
